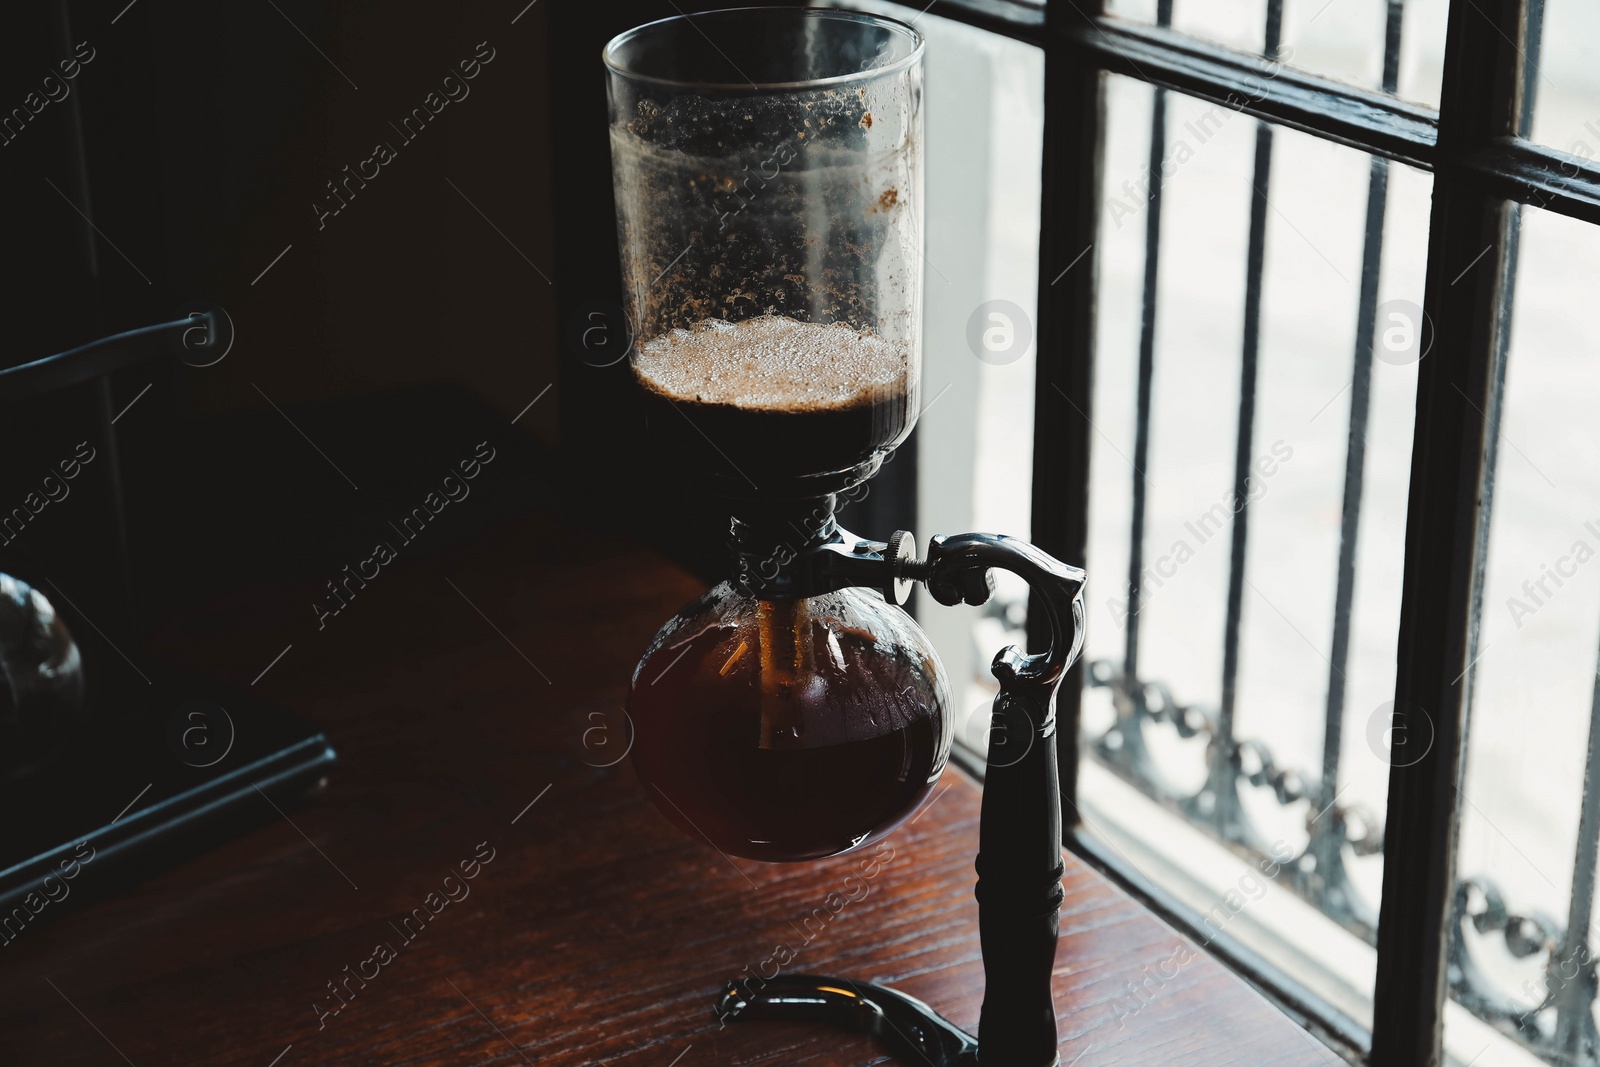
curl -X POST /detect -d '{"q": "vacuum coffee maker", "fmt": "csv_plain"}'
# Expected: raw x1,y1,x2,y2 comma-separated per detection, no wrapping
607,10,1086,1064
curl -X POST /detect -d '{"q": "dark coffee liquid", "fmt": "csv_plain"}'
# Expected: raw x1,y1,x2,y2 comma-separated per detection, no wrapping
629,591,946,862
632,316,913,487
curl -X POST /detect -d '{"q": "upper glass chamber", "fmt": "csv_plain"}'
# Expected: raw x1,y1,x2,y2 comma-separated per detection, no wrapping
605,8,925,496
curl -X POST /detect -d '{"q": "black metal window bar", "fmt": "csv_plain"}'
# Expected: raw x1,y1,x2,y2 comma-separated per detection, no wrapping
862,0,1600,1061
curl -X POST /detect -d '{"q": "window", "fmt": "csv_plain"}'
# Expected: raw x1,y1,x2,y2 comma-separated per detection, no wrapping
839,1,1046,745
831,0,1600,1063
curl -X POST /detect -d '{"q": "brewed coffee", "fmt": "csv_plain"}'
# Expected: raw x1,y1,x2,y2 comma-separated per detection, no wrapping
628,581,950,862
633,316,914,489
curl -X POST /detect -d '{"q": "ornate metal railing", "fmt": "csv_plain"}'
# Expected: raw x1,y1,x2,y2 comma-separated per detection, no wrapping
1071,655,1600,1066
1082,659,1381,940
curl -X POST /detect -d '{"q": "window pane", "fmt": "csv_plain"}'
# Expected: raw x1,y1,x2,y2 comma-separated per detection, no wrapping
1079,72,1429,1034
1104,0,1270,57
1281,0,1447,107
1102,0,1447,108
1528,0,1600,154
1445,205,1600,1067
842,2,1044,738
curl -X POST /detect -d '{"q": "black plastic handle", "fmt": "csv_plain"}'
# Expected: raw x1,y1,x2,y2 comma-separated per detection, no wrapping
922,534,1084,1067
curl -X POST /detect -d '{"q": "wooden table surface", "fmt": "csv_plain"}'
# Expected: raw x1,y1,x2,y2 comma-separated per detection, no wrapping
0,512,1339,1066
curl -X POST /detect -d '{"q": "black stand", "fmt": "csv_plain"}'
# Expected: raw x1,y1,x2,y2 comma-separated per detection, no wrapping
0,659,336,920
716,531,1086,1067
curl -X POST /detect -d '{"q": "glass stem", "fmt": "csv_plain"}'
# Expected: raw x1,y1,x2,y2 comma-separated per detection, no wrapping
756,598,812,747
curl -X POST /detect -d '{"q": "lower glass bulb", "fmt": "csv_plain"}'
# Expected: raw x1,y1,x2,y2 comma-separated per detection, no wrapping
629,581,953,862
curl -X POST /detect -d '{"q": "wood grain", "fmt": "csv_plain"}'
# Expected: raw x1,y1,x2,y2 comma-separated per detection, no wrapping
0,514,1340,1066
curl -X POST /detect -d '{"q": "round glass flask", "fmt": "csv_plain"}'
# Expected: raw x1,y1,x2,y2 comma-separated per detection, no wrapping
629,581,951,862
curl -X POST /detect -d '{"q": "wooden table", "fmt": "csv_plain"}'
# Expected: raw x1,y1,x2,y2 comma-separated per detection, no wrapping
0,512,1338,1066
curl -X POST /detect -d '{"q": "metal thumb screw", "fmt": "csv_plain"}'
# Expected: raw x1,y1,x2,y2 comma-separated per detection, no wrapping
882,530,923,606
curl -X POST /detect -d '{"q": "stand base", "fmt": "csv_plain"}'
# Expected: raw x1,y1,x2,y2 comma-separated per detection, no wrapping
718,974,1001,1066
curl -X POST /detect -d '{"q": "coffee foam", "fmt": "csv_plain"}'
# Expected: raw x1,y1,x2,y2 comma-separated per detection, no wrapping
633,316,909,412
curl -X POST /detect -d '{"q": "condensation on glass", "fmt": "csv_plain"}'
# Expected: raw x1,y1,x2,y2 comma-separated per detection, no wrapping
605,9,924,492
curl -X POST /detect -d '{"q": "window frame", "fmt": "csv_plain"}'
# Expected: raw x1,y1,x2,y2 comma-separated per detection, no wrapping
892,0,1590,1062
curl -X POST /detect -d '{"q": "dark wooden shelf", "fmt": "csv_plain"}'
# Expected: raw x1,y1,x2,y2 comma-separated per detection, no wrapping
0,512,1339,1066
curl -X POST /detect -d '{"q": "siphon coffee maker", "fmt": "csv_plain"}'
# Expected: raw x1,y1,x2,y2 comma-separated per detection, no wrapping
606,10,1086,1065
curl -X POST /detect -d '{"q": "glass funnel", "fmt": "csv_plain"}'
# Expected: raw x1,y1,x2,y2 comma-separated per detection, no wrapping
605,7,925,496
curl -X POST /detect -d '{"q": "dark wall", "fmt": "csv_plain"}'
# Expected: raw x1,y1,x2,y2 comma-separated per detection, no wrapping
0,0,559,633
4,0,557,422
0,0,882,635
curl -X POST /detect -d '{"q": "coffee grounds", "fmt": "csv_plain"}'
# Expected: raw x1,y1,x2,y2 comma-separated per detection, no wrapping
634,316,908,412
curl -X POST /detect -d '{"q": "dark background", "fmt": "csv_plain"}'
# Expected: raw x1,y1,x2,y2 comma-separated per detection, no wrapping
0,0,908,665
2,0,568,653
